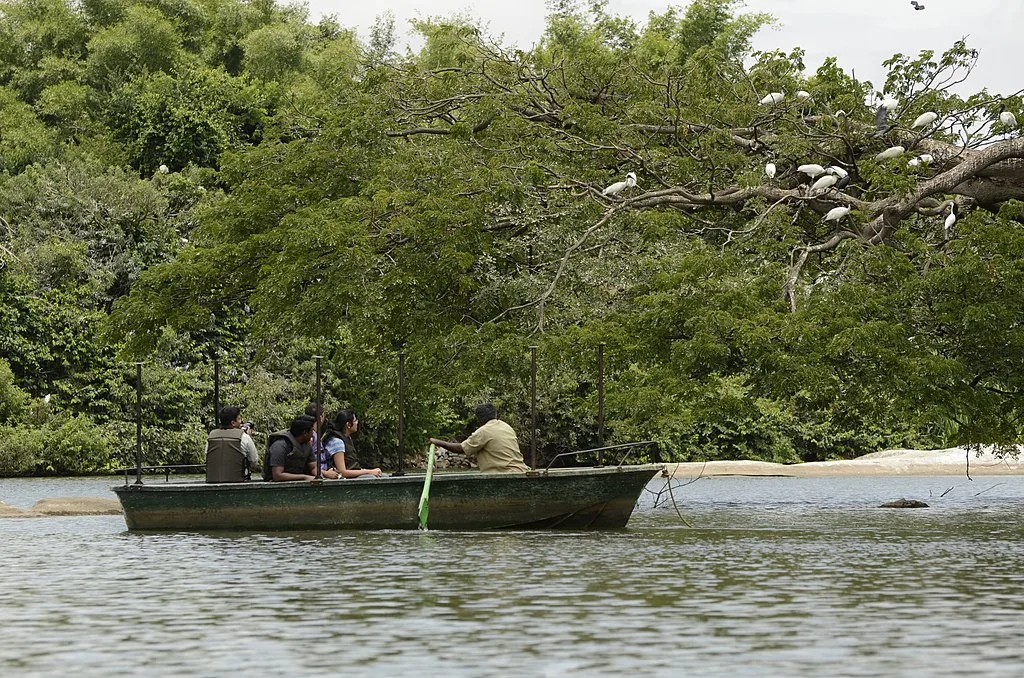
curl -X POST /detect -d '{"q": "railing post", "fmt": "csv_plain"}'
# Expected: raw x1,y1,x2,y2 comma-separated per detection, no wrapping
530,346,538,470
395,352,405,476
597,342,605,465
135,362,143,485
314,355,323,480
213,358,220,427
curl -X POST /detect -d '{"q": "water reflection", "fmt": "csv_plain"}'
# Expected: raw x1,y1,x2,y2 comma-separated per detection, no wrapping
2,476,1023,676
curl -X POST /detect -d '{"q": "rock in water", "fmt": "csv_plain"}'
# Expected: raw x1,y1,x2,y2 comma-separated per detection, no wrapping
879,498,929,508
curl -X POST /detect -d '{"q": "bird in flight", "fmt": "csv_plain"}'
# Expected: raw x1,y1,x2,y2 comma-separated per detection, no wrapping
911,1,925,9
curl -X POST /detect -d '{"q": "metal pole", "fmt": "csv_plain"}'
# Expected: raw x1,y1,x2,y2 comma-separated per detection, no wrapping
213,358,220,426
314,355,323,480
530,346,538,469
135,362,143,485
598,342,605,465
396,352,406,476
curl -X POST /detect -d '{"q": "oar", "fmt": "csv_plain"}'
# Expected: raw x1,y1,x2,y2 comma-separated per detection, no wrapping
417,443,437,530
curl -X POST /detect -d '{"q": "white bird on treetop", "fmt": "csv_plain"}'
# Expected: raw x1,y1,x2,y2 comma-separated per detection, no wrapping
911,111,938,129
601,172,637,197
824,206,851,222
765,162,777,179
811,174,838,192
880,97,899,111
798,164,826,178
760,92,784,106
876,146,905,161
43,394,51,404
999,110,1018,128
795,90,811,100
826,166,848,179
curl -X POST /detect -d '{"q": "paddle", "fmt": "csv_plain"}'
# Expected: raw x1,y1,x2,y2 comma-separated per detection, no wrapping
417,443,437,530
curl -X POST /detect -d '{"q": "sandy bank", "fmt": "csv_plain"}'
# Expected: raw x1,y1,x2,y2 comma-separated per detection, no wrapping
0,497,122,518
667,447,1023,478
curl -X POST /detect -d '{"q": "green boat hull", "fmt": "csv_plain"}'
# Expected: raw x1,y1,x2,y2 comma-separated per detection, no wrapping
113,465,664,531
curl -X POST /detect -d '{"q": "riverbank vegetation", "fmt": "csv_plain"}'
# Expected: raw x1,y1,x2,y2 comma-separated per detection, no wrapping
1,0,1022,475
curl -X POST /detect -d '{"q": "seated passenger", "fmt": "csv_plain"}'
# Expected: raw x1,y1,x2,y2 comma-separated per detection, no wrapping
206,405,260,483
264,415,317,482
321,410,382,479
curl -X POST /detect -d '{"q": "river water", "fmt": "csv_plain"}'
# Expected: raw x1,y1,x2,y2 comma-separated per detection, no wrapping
2,474,1023,677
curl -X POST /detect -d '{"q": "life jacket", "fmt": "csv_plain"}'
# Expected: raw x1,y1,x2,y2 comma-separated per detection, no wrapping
206,427,247,483
262,429,311,480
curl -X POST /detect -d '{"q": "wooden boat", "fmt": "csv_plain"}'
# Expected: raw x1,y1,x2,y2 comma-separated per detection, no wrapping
113,464,664,531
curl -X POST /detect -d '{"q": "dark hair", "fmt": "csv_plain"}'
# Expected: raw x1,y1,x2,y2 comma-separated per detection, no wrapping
305,402,324,419
474,402,497,424
325,410,357,439
290,415,316,437
218,405,240,428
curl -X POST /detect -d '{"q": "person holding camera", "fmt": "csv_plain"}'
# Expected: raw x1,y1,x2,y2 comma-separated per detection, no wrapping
206,405,261,483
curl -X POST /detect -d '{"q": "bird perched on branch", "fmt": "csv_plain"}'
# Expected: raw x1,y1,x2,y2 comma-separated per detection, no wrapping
824,206,851,222
798,164,825,178
601,172,637,197
876,146,906,161
998,104,1018,129
944,202,958,239
912,111,938,129
764,162,777,179
760,92,784,106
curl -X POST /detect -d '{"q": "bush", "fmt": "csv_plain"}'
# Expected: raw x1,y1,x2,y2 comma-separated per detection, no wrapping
0,358,29,425
0,425,40,475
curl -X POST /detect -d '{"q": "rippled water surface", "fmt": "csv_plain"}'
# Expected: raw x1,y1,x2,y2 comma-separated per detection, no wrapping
3,474,1024,676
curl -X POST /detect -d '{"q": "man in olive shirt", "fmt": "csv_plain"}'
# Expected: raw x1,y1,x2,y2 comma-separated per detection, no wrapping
430,403,530,473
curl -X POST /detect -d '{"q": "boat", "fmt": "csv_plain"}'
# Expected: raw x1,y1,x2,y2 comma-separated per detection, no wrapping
113,464,664,531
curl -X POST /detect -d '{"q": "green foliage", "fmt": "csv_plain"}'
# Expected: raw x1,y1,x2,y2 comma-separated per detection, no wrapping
0,359,30,424
0,0,1022,476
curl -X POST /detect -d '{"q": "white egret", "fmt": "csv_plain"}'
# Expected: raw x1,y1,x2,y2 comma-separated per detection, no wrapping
797,164,826,178
811,175,837,192
881,97,899,111
826,166,848,179
43,394,51,404
760,92,784,106
601,172,637,197
824,206,851,222
944,202,958,238
765,162,777,179
158,164,169,174
919,154,933,164
876,146,905,161
795,90,811,100
1000,110,1018,128
835,110,847,118
911,111,938,129
908,157,921,168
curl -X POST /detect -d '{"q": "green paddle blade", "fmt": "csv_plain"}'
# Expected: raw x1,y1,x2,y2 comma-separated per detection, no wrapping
417,444,437,530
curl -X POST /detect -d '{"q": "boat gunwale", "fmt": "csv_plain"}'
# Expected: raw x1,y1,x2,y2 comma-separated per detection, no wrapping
112,464,665,494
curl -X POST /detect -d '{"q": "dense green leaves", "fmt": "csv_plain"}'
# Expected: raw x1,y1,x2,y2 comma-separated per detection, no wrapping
1,0,1022,476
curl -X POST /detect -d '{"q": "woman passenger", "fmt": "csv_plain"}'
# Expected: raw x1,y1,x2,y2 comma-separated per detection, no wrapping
321,410,382,479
